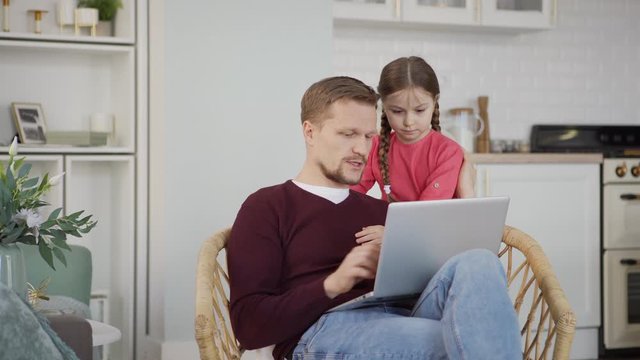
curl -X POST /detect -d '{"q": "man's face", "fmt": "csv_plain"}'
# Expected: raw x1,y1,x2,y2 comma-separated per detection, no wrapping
305,99,378,188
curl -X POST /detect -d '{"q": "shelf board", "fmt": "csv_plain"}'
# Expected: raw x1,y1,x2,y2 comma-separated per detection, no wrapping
0,145,134,154
0,32,134,46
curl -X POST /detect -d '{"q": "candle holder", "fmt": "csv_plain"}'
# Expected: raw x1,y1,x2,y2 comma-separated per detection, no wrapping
2,0,9,32
74,7,97,36
27,9,49,34
57,0,76,34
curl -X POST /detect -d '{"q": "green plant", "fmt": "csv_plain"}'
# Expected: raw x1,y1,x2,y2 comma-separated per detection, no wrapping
77,0,123,21
0,138,96,269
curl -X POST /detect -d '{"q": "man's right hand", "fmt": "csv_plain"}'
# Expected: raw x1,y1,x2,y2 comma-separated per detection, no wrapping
323,243,380,299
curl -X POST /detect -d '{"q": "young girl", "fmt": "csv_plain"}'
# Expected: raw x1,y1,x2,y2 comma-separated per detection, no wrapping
352,56,475,202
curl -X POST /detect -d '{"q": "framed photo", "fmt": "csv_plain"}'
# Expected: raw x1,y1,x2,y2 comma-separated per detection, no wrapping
11,102,47,144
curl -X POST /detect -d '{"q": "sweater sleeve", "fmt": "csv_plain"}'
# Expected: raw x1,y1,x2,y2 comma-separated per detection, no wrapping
351,136,379,194
227,197,335,350
418,142,464,200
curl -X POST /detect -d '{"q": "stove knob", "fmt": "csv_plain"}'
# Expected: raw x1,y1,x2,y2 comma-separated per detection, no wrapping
632,165,640,178
616,163,627,177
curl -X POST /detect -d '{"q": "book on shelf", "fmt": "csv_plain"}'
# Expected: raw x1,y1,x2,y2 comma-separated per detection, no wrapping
45,131,109,146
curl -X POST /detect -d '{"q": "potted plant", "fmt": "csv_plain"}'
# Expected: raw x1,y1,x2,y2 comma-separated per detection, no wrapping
77,0,123,36
1,138,96,297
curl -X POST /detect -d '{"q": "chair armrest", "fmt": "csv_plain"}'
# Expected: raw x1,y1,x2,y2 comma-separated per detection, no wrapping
46,314,93,360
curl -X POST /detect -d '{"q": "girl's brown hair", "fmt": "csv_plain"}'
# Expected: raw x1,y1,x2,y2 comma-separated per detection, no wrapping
377,56,441,202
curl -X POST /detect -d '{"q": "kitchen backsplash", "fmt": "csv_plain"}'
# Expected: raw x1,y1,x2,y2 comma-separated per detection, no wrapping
332,0,640,141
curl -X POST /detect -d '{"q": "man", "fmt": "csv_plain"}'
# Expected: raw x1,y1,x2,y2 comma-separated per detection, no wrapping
227,76,520,360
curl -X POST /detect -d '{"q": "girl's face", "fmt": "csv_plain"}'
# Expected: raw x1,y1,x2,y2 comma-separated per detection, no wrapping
382,87,437,144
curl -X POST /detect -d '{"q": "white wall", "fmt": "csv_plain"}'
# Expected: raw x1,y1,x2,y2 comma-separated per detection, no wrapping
333,0,640,142
147,0,332,357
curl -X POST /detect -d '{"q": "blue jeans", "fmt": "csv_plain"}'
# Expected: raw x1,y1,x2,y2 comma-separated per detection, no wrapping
292,249,521,359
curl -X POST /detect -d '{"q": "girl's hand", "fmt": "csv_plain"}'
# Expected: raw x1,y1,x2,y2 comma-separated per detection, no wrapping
355,225,384,245
456,152,476,198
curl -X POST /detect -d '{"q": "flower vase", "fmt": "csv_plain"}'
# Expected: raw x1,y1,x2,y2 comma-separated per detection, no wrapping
0,243,27,299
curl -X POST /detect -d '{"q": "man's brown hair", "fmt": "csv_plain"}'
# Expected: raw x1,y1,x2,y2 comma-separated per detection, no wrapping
300,76,378,125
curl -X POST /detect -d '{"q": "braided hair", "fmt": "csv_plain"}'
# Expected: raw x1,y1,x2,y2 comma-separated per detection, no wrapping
377,56,441,202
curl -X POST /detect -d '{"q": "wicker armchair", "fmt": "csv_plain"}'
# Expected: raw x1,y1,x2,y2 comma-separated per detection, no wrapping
195,226,576,360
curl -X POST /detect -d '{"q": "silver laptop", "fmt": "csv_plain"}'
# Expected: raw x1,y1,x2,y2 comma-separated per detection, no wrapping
329,196,510,312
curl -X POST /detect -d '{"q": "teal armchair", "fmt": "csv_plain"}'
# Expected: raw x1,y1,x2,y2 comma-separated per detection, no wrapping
18,244,92,307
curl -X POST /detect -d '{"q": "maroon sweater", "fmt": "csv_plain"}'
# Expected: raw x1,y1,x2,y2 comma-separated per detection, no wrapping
227,180,388,359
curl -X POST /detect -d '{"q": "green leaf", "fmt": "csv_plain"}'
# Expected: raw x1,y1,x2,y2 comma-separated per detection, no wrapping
38,241,55,270
14,158,25,170
48,208,63,221
67,210,84,219
76,215,93,226
50,229,67,240
52,238,71,251
3,225,26,243
52,247,67,267
58,222,77,232
23,177,38,188
67,230,81,238
17,163,32,179
38,173,49,191
19,235,37,245
6,167,15,189
79,222,97,234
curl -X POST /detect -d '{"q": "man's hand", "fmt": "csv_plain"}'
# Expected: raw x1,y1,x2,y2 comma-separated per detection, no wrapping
355,225,384,245
456,152,476,198
323,243,380,299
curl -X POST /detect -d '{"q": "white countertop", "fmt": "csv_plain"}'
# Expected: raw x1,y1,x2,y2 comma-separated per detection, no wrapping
469,153,603,164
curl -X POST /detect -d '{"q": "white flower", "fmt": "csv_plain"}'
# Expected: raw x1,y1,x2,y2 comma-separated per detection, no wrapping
8,136,18,157
48,172,65,186
12,209,45,229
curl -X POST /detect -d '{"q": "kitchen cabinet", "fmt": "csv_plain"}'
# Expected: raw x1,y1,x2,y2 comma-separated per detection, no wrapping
333,0,556,30
475,162,599,359
0,0,148,359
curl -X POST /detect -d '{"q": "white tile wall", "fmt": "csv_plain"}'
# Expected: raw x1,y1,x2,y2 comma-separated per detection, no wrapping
332,0,640,141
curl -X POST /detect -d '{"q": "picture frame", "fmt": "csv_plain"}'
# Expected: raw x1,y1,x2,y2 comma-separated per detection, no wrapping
11,102,47,144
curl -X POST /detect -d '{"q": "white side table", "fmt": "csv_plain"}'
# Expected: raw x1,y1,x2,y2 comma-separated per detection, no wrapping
87,319,121,346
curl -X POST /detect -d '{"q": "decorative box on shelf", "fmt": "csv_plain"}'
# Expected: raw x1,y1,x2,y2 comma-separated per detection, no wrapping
46,131,108,146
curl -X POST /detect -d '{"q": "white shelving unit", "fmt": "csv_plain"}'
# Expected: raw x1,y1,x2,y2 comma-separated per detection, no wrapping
0,40,135,152
65,155,135,359
333,0,556,31
0,0,135,42
1,1,147,359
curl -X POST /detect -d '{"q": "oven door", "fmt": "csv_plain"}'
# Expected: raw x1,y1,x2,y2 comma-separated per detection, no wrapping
604,250,640,349
604,184,640,249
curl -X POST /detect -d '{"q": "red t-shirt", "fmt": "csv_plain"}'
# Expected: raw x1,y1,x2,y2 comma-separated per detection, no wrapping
352,130,464,201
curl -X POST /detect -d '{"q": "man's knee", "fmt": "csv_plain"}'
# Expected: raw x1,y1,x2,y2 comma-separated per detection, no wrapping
455,248,505,277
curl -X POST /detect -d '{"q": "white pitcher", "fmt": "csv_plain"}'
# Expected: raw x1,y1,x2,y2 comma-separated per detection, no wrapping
443,107,484,153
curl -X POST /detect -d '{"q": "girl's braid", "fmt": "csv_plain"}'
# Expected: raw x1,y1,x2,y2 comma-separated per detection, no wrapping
378,112,396,202
431,101,441,132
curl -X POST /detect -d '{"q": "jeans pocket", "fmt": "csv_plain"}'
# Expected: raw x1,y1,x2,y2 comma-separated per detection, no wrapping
303,313,329,350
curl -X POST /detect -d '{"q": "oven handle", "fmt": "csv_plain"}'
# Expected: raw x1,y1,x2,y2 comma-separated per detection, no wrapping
620,259,638,266
620,193,640,200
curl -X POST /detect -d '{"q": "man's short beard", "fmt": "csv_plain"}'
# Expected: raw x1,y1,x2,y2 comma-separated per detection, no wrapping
319,162,361,185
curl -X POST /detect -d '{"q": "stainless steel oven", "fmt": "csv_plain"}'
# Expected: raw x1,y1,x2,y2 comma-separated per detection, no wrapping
531,125,640,356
